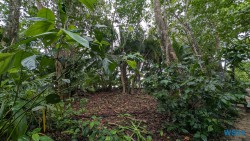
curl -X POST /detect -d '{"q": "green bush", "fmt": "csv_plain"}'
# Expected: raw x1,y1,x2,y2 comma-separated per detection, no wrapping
143,63,247,140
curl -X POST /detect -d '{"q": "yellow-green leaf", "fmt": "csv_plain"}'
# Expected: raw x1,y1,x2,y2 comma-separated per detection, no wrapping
62,29,89,48
37,8,55,23
127,60,137,69
25,21,54,36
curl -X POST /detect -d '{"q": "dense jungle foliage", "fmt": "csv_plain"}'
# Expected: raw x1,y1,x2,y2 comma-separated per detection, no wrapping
0,0,249,141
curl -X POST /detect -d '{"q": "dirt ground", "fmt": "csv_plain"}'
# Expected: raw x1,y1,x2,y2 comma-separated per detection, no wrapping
225,108,250,141
73,90,191,140
74,90,170,140
73,90,250,141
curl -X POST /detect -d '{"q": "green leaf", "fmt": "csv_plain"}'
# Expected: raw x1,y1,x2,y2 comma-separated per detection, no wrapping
194,132,200,138
0,53,15,61
12,32,57,48
94,29,103,42
103,58,111,74
39,136,54,141
78,0,97,10
13,51,33,68
127,60,137,69
62,29,89,48
208,125,213,132
25,21,54,36
110,130,117,134
13,109,28,140
147,136,152,141
128,26,134,32
0,53,15,75
84,36,94,42
105,136,111,141
181,129,189,134
17,135,30,141
45,94,61,104
160,130,164,136
123,135,132,141
89,121,95,129
82,127,89,137
37,8,55,23
32,134,40,141
0,51,33,75
160,80,170,86
58,0,67,24
42,32,60,46
108,61,117,72
200,134,207,141
30,128,42,135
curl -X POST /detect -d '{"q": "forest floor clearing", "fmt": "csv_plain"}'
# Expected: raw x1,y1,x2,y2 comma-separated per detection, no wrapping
72,90,190,140
52,90,250,141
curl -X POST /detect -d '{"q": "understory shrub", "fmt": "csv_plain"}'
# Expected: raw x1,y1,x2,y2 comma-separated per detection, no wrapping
143,63,248,140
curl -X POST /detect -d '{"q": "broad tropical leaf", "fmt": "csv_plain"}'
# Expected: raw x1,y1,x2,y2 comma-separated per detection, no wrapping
37,8,55,23
13,32,57,48
78,0,97,10
62,29,89,48
127,60,137,69
0,53,15,75
13,109,28,141
25,21,54,36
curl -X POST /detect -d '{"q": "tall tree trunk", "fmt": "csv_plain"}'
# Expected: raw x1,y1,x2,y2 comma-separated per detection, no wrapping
120,62,128,94
4,0,21,45
153,0,177,66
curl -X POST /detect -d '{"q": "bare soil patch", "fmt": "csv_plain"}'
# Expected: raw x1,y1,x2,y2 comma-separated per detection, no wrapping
225,109,250,141
72,90,192,140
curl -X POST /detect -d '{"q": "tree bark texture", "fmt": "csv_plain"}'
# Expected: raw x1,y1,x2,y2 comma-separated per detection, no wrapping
5,0,21,45
153,0,177,65
120,62,129,94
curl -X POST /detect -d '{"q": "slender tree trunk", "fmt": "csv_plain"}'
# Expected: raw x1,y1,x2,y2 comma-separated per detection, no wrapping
120,62,128,94
130,63,140,94
215,33,223,71
4,0,21,45
172,14,203,69
130,75,135,95
185,23,201,56
174,14,201,55
153,0,177,65
231,65,235,81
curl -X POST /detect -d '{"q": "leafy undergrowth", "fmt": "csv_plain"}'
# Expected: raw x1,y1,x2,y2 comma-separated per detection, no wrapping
45,90,192,140
45,90,250,141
